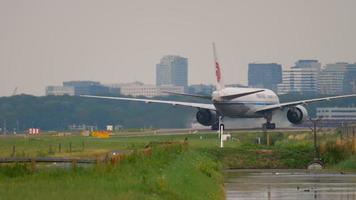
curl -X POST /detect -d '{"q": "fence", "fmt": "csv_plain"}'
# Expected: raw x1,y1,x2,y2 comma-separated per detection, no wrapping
0,141,187,170
340,123,356,139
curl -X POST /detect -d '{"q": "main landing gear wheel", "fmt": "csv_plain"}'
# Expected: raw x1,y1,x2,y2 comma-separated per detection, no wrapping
211,122,219,130
218,116,225,131
262,122,276,130
263,113,276,130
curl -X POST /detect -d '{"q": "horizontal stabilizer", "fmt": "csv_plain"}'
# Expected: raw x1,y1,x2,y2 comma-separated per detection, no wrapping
220,89,265,100
161,91,212,100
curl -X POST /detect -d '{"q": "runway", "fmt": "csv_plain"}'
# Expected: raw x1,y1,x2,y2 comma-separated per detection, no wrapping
112,127,317,137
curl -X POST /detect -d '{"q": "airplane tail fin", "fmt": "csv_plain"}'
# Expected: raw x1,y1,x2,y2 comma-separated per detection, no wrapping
213,43,225,91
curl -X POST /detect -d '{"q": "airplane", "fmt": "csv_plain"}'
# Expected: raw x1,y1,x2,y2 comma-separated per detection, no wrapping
81,43,356,131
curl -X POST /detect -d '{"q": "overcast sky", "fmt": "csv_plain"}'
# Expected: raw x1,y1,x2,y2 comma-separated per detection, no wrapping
0,0,355,96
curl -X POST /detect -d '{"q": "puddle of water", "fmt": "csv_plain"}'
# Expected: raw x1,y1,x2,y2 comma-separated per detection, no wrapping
225,170,356,200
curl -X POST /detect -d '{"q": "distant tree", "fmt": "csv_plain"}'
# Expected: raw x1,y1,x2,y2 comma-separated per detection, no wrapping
0,95,196,131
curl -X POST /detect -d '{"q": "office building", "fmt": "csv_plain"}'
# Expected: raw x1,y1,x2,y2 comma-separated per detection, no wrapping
188,84,215,95
46,81,115,96
317,107,356,121
63,81,110,96
46,86,75,96
156,55,188,88
293,60,321,69
118,82,184,97
248,63,282,92
344,64,356,94
316,107,356,127
319,63,348,95
316,62,356,95
277,60,321,95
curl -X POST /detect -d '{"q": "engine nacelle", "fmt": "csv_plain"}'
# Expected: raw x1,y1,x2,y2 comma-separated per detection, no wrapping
196,109,218,126
287,105,309,125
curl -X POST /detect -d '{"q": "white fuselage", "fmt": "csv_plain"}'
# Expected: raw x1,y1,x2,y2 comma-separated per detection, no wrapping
212,87,280,118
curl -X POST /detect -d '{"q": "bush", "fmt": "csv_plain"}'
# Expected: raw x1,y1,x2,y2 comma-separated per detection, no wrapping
274,140,314,168
321,139,353,165
0,164,32,178
334,156,356,170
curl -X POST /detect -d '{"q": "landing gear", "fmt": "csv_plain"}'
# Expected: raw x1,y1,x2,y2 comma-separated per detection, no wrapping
262,113,275,146
218,116,225,148
211,122,219,130
263,113,276,130
262,122,276,130
211,115,224,131
218,116,225,136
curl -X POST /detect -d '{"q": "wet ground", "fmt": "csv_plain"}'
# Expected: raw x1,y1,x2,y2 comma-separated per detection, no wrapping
225,169,356,200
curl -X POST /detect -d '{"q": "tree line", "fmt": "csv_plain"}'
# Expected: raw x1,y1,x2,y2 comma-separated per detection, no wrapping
0,94,354,131
0,95,196,131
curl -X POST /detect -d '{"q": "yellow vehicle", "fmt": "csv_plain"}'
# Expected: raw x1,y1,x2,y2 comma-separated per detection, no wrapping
91,131,110,139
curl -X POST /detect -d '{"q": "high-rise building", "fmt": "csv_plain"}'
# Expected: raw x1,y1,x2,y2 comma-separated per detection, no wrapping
248,63,282,92
317,62,356,95
277,60,321,95
344,64,356,94
319,63,348,95
293,60,321,69
156,55,188,89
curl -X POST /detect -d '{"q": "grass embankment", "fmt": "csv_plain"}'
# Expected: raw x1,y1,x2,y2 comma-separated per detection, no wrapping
1,131,356,199
333,157,356,170
0,135,149,158
211,140,314,169
211,131,356,170
320,137,356,171
0,136,224,200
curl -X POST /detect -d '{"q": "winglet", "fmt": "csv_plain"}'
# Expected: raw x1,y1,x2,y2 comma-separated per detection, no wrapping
213,43,225,91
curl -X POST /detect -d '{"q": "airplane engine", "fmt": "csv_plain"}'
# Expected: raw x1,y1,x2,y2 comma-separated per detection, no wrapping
286,105,309,125
196,109,218,126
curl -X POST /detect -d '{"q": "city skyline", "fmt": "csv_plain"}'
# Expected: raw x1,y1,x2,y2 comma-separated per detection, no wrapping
1,0,356,96
46,58,356,97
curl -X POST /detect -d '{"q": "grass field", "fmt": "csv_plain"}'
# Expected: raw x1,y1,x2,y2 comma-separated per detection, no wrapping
0,143,224,200
0,130,355,199
0,130,315,157
0,132,226,200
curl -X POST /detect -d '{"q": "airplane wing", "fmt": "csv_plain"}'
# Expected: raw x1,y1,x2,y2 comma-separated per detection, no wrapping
81,95,216,111
256,94,356,113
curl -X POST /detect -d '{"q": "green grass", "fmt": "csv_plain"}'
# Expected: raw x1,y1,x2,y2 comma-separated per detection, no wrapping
332,156,356,170
0,143,224,200
207,140,314,169
0,131,317,168
0,130,353,199
0,135,150,157
0,132,224,157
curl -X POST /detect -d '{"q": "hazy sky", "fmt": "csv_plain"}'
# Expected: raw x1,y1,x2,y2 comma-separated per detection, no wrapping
1,0,356,96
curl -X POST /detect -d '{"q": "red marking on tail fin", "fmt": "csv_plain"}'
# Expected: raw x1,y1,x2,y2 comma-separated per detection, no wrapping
215,61,221,83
